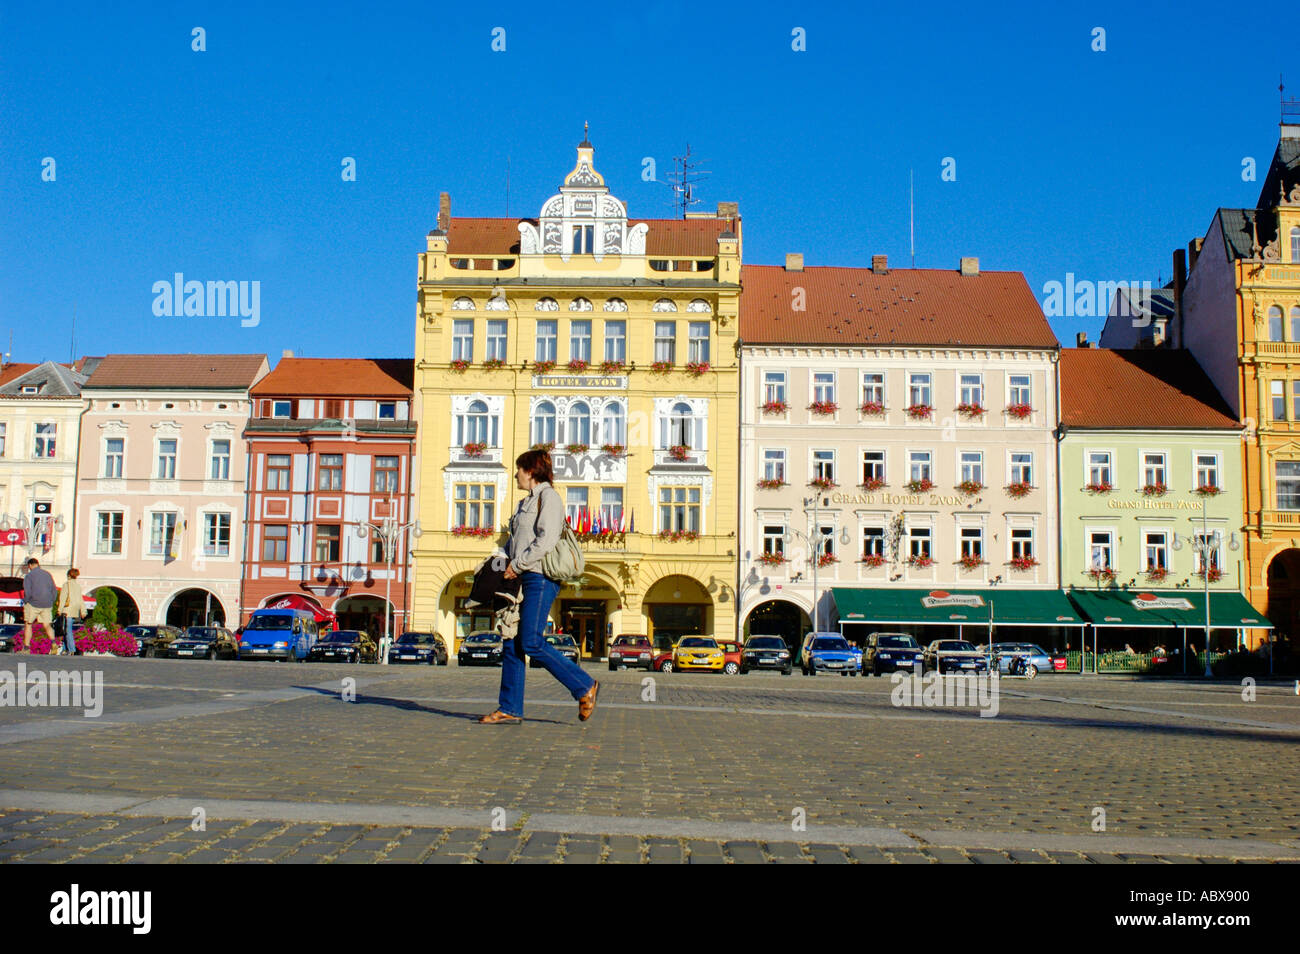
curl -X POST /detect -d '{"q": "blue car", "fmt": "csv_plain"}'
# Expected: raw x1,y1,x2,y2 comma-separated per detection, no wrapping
799,632,861,676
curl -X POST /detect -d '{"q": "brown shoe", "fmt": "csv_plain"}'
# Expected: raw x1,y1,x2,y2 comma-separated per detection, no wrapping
578,680,599,722
477,710,522,724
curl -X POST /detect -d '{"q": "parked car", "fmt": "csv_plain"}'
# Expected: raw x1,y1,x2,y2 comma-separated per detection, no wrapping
0,623,20,652
652,648,675,672
240,607,319,661
608,634,654,671
739,635,792,674
307,629,377,663
458,631,504,667
532,633,580,668
123,624,183,658
864,632,924,675
980,642,1061,678
717,640,743,675
671,635,725,673
800,632,861,676
169,626,238,660
923,639,988,674
388,631,448,665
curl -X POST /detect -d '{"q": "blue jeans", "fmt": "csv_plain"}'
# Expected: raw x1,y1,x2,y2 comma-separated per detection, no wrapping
62,615,76,654
498,571,595,717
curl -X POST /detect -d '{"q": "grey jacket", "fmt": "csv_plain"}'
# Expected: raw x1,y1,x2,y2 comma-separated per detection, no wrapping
23,567,56,609
507,482,564,574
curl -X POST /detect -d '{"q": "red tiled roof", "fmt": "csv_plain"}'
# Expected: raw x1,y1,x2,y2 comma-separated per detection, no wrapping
445,216,736,258
251,358,413,398
0,364,38,386
739,264,1058,348
85,354,268,389
1059,349,1239,429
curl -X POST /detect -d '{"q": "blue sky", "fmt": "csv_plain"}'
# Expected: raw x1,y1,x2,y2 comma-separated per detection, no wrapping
0,0,1293,365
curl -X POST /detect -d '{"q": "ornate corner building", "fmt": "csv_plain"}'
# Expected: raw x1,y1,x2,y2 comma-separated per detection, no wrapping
411,138,741,657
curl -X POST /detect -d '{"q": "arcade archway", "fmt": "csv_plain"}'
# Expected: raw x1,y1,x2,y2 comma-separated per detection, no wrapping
165,588,226,628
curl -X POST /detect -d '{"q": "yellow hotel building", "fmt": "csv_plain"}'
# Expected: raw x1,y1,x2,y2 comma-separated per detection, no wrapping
411,138,741,658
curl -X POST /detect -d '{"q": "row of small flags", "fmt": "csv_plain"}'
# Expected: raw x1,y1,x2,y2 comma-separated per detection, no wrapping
565,507,634,535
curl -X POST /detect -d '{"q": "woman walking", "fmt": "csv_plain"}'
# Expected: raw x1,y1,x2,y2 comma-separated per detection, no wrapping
55,569,85,655
479,449,598,724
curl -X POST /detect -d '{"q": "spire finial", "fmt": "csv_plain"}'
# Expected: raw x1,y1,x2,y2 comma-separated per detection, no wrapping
580,120,591,147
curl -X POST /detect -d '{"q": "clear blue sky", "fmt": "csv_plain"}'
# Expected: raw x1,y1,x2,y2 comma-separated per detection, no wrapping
0,0,1293,365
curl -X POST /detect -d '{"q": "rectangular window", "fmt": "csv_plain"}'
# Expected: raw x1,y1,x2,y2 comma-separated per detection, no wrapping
210,440,230,480
1144,531,1168,571
452,319,474,362
95,512,123,554
204,513,231,557
1011,528,1034,560
604,320,626,363
654,321,676,364
272,400,293,419
960,451,983,485
314,525,341,562
104,438,124,478
1292,382,1300,421
318,454,343,491
1143,453,1166,488
861,373,884,408
1277,461,1300,510
1010,452,1033,485
378,402,397,420
565,487,589,526
1273,380,1286,421
572,224,594,254
374,456,399,493
908,373,932,409
818,525,836,560
862,451,885,485
1088,451,1112,486
569,320,592,362
1089,531,1113,570
33,423,56,458
812,372,836,405
812,449,835,483
267,454,291,491
960,527,983,560
762,449,786,483
862,527,885,559
157,439,177,479
908,527,931,559
1196,454,1219,491
1194,533,1222,574
536,320,557,363
1009,374,1032,407
262,524,288,562
763,524,785,558
149,512,177,555
688,322,710,364
322,399,344,419
764,371,787,406
599,487,623,528
485,319,508,361
658,486,701,533
959,374,983,407
454,483,497,528
909,451,932,482
0,422,5,456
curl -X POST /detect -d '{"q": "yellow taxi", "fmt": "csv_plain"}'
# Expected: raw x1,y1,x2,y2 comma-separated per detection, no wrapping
670,635,725,673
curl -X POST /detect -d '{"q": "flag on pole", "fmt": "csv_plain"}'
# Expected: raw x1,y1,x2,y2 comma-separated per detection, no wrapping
169,519,182,560
629,509,635,534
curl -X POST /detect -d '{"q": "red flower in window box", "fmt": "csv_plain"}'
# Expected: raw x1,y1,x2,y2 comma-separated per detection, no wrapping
533,360,557,374
666,444,692,461
816,552,839,568
452,526,495,538
482,358,506,370
1006,403,1033,419
808,477,837,491
756,478,788,490
566,359,590,373
564,443,589,456
1195,484,1221,497
957,480,985,496
1008,555,1039,570
808,400,839,415
761,400,789,414
956,402,986,417
449,359,470,373
858,401,885,415
657,529,700,542
906,555,934,569
904,478,934,493
1085,482,1113,494
958,554,986,570
685,361,711,377
1087,567,1116,583
600,360,626,375
1006,481,1032,498
462,442,486,458
1198,567,1223,582
599,444,626,457
1145,565,1169,582
859,553,886,568
1142,483,1167,497
757,552,787,567
905,404,933,420
531,441,555,452
859,477,886,492
650,360,674,373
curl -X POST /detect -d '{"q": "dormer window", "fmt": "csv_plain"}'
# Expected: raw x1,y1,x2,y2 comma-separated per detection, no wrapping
272,400,293,419
20,386,37,394
571,225,593,254
377,402,397,421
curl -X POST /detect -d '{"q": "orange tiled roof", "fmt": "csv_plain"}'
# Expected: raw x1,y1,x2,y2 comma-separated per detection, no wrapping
1059,349,1239,429
85,354,268,389
0,364,38,386
251,358,413,398
739,264,1059,348
444,216,736,258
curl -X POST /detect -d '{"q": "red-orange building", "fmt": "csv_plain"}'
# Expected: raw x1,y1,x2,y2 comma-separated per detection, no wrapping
241,357,417,637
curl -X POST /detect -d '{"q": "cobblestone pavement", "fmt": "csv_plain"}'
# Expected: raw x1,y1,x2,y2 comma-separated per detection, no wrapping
2,656,1299,863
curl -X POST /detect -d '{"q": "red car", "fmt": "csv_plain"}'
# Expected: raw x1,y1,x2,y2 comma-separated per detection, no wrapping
717,640,742,675
608,634,654,671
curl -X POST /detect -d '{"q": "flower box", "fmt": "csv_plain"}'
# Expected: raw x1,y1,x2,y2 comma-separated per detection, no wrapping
1006,481,1032,498
808,401,838,415
452,526,495,538
482,358,507,370
566,359,590,373
956,402,985,417
1198,567,1224,582
449,359,470,373
685,361,711,377
1087,568,1116,582
668,445,691,461
761,400,789,414
1195,484,1221,497
906,555,934,569
599,444,626,457
1142,483,1167,497
564,443,590,455
533,360,557,374
462,442,486,458
1006,403,1033,419
531,441,555,452
1085,482,1113,495
816,553,839,568
600,360,626,375
858,401,885,415
904,478,934,493
957,480,985,496
757,552,787,567
859,554,886,568
1144,566,1169,582
658,529,700,542
1008,556,1039,571
808,477,837,491
859,477,886,492
905,404,933,420
958,554,986,570
650,360,673,373
756,478,788,490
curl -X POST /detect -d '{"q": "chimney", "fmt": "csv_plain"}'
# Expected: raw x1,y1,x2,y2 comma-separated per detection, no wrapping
1188,237,1202,272
871,254,888,274
959,256,979,276
437,192,451,232
1076,332,1088,348
281,349,294,359
717,201,738,219
785,253,804,272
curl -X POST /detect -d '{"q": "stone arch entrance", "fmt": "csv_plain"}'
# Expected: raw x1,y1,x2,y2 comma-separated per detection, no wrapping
643,575,712,652
165,588,226,628
743,599,811,651
334,595,393,640
1266,548,1300,640
98,586,140,626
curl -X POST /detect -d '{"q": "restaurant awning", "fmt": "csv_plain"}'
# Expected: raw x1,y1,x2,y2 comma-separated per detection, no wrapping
1066,589,1272,628
832,587,1086,628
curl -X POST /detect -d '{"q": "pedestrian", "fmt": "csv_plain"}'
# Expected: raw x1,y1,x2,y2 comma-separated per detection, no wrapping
19,557,56,654
478,448,598,724
55,568,85,655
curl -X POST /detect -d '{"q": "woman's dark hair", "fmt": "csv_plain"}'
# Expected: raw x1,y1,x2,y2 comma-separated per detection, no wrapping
515,448,555,485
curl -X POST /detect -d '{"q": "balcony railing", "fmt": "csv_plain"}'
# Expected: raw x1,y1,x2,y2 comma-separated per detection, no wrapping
1261,508,1300,526
1255,342,1300,358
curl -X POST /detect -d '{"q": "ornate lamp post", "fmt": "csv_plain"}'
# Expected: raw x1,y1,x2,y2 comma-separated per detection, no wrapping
1172,496,1240,678
354,499,421,664
784,496,852,634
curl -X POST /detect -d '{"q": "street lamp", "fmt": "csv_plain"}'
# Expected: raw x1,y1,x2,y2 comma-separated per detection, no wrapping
784,496,852,633
1172,496,1240,678
354,499,422,664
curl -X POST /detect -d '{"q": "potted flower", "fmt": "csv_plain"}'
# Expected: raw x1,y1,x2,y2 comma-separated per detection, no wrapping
906,554,934,569
462,442,486,458
1006,481,1032,498
808,400,838,415
1006,403,1033,419
685,361,710,377
650,360,673,373
533,360,557,374
756,477,788,490
808,476,837,491
958,554,985,571
956,402,985,417
600,443,626,457
566,358,590,373
905,404,933,420
858,400,885,415
564,443,590,455
452,526,496,538
600,360,626,374
859,476,886,492
1008,555,1039,570
531,441,555,452
761,400,789,414
816,552,839,568
1195,484,1221,497
482,358,507,370
1198,567,1223,582
859,553,886,568
757,552,787,567
904,477,934,493
1145,565,1169,582
1142,483,1167,497
658,529,700,542
668,444,691,461
1085,481,1113,494
449,359,470,373
957,480,985,496
1087,567,1116,583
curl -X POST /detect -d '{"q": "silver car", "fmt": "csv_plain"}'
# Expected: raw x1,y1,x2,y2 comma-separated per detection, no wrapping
981,642,1057,678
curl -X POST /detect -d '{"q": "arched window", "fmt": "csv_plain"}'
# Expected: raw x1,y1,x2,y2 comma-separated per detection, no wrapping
569,298,593,312
533,401,556,446
603,298,627,312
687,299,711,313
663,402,693,448
535,297,559,311
567,402,591,445
653,299,678,313
1291,306,1300,343
601,403,626,446
452,297,475,311
1292,227,1300,264
1269,306,1284,342
459,400,496,446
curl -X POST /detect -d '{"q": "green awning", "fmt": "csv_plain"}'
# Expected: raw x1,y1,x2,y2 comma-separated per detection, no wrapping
1066,589,1272,628
832,587,1086,627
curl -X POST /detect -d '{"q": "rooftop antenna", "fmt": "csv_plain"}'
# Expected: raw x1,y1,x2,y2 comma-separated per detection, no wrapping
69,303,76,365
506,154,511,218
667,144,710,218
1283,74,1300,124
909,168,915,268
